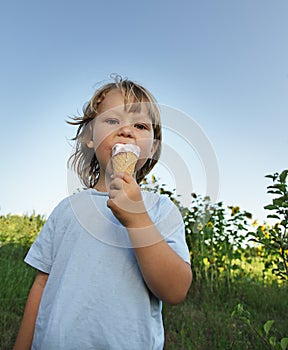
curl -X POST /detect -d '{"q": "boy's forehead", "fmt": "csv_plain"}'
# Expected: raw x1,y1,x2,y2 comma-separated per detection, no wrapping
98,89,150,117
98,89,124,113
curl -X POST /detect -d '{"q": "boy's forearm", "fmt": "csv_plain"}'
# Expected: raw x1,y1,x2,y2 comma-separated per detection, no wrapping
127,215,192,305
13,271,48,350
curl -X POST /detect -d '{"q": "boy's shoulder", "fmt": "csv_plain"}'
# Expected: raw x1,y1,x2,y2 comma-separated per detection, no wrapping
141,190,179,215
141,189,173,204
49,190,90,218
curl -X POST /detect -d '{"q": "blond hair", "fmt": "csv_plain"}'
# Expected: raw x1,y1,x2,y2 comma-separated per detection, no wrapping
67,75,162,188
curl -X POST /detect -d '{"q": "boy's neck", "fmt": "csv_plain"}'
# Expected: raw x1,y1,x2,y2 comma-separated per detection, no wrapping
93,173,111,192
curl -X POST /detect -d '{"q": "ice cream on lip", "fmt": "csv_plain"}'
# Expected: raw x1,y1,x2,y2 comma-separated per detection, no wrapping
111,143,141,175
111,143,141,158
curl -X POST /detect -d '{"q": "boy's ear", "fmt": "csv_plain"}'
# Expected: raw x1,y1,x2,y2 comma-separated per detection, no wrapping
86,140,94,149
86,122,94,149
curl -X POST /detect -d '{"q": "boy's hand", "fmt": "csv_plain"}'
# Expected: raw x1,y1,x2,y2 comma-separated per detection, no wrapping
107,172,149,228
107,173,192,305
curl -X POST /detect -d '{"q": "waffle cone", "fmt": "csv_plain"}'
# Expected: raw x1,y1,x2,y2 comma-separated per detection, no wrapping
112,152,138,175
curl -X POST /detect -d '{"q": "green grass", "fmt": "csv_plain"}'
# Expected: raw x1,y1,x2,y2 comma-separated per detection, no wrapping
163,279,288,350
0,243,37,350
1,243,287,350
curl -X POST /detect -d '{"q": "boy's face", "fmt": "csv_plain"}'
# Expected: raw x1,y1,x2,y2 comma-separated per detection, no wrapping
87,89,157,180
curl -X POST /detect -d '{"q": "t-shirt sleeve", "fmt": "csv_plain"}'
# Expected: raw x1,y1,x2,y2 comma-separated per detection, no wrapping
24,205,59,273
155,196,191,264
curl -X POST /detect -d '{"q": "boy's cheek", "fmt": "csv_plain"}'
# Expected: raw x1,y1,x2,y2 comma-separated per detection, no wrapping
138,139,155,157
135,158,148,172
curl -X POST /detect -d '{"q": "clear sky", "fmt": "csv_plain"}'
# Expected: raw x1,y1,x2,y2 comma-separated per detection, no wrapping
1,0,287,224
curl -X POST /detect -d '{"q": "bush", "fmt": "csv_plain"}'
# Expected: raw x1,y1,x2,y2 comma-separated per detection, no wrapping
0,212,45,247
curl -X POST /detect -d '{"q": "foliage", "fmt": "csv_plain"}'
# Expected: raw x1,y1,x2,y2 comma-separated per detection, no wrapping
143,171,288,286
143,176,254,289
232,303,288,350
0,244,37,350
0,212,45,247
249,170,288,282
163,279,288,350
183,194,253,289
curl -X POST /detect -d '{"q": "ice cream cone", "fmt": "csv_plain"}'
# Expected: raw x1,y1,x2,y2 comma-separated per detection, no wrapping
112,152,138,175
111,144,140,175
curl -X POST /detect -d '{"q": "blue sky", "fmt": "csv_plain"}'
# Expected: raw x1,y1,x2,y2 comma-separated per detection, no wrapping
1,0,287,223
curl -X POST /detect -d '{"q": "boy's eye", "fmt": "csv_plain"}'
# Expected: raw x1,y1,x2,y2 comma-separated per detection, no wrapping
106,119,119,125
135,123,148,130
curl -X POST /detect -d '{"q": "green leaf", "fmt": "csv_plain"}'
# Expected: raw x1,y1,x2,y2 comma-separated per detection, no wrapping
273,196,286,206
280,337,288,350
273,184,287,192
264,320,274,336
267,214,280,219
267,190,283,195
269,336,276,347
280,170,288,184
264,204,278,210
244,211,253,219
265,261,273,269
265,173,278,180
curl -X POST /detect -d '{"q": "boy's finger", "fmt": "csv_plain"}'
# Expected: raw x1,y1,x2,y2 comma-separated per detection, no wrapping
109,178,124,190
113,172,134,183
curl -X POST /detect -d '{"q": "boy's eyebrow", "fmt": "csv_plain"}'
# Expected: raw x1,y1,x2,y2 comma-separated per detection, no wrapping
97,109,122,118
132,114,152,122
99,109,152,121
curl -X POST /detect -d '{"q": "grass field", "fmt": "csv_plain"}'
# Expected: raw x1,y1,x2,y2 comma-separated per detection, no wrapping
163,280,287,349
0,244,37,350
1,242,287,350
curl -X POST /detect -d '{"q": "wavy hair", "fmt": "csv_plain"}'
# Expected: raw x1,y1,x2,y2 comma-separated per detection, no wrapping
67,75,162,188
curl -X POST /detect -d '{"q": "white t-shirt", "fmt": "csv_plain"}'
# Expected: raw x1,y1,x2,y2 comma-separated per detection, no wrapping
25,189,190,350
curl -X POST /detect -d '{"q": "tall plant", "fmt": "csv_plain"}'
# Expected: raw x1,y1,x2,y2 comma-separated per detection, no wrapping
249,170,288,282
142,175,254,288
184,195,252,289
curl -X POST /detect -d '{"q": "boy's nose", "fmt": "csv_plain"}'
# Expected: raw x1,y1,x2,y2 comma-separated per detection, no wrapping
118,124,134,138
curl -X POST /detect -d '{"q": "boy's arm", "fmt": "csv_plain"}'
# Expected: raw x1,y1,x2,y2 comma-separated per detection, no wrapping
108,174,192,305
126,216,192,305
13,271,48,350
